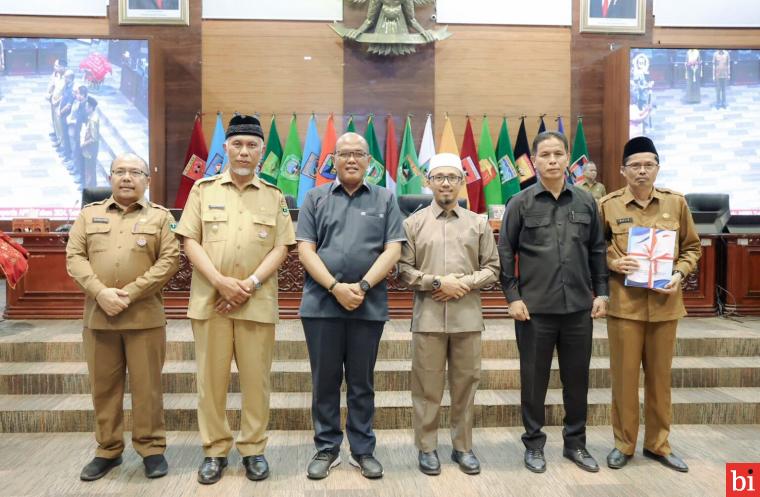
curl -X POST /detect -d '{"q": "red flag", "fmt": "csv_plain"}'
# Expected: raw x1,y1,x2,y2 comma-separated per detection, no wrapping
0,232,30,289
174,114,209,208
461,118,485,213
385,116,399,193
316,114,338,186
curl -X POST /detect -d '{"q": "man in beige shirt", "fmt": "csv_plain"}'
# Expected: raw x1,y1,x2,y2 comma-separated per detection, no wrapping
66,153,180,481
175,115,296,485
398,152,500,476
577,161,607,201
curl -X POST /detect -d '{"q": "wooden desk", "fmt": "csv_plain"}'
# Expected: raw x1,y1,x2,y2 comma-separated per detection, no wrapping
724,234,760,315
3,232,725,319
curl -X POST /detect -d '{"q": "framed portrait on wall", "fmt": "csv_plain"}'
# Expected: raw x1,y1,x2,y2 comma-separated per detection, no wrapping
580,0,646,34
118,0,189,26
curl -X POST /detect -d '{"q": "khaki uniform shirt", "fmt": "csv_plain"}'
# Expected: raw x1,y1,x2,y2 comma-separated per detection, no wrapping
713,51,730,79
578,180,607,201
66,196,181,330
175,171,296,323
398,203,500,333
599,186,701,322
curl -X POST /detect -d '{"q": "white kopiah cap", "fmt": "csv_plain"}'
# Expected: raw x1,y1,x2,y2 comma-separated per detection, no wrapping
427,153,464,175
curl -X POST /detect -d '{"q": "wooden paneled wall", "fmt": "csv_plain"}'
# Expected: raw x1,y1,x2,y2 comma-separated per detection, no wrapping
435,25,571,146
201,21,344,144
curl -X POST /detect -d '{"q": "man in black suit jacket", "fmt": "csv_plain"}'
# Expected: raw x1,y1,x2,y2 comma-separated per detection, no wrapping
589,0,637,19
128,0,179,9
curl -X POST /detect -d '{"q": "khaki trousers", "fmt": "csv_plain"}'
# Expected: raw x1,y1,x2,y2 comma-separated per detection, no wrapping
192,316,275,457
607,316,678,456
411,331,481,452
83,327,166,458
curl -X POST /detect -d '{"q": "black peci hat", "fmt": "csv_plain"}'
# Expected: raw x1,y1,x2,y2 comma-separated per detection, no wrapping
623,136,659,164
226,114,264,140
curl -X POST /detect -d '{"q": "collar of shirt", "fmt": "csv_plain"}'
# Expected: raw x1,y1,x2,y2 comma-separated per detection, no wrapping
430,200,461,219
330,180,370,196
621,185,663,206
105,196,148,212
533,179,572,199
219,170,261,190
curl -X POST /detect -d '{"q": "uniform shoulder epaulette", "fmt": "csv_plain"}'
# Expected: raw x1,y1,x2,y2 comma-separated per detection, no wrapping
195,175,220,186
655,186,684,197
599,188,625,204
259,176,282,191
148,201,170,212
82,198,109,209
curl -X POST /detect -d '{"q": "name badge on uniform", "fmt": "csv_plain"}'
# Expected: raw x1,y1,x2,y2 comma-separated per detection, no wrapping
662,213,671,219
91,217,109,224
208,204,225,210
258,229,268,239
136,238,147,247
616,217,633,225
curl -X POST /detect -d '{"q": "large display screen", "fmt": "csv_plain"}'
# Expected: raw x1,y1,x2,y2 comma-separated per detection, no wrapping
0,37,150,219
629,48,760,214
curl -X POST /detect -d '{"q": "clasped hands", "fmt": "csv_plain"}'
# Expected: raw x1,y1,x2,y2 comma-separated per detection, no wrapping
214,275,255,314
432,274,471,302
96,288,131,317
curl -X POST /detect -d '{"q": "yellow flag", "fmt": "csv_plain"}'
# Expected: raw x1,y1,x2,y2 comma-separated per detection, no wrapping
439,116,470,207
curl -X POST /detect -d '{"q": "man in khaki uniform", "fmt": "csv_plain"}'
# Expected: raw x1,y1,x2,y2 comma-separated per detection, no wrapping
66,153,180,481
577,161,607,201
175,115,295,485
599,136,701,473
398,153,500,476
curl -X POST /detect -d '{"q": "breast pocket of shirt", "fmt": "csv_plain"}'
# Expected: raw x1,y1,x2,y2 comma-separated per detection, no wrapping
131,224,158,254
522,214,551,246
252,212,276,248
85,224,111,253
611,224,630,254
569,212,591,242
358,210,387,242
202,210,228,243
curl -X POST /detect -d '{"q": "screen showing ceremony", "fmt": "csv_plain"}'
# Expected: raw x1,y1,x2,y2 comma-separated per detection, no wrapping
629,47,760,214
0,37,150,219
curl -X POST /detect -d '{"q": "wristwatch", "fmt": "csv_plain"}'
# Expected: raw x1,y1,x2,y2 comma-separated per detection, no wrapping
673,270,685,280
597,295,609,302
359,279,371,293
248,275,262,290
432,277,441,290
328,279,338,293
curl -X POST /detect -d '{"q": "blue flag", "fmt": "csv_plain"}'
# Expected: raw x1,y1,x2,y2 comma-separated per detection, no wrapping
557,116,565,135
204,113,228,177
297,115,322,207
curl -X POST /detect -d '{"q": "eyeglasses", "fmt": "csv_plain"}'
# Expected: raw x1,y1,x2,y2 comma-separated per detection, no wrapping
624,162,658,172
429,174,464,185
111,169,149,178
335,150,369,160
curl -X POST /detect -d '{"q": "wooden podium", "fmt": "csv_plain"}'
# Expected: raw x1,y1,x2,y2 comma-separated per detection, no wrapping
4,231,732,320
724,234,760,315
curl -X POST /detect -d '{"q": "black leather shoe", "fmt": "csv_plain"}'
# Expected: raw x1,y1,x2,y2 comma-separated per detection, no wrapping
80,456,123,481
451,450,481,475
563,447,600,473
143,454,168,478
306,450,341,480
242,455,270,481
349,454,384,479
643,449,689,472
418,450,441,476
524,448,546,473
607,448,632,469
197,457,228,484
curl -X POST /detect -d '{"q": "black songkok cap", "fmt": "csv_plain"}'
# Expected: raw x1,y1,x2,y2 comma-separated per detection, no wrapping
225,114,264,140
623,136,659,164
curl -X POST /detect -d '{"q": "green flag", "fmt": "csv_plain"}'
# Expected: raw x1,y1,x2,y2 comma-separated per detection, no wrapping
276,115,301,199
479,117,503,207
260,115,282,184
364,115,385,186
568,118,589,184
346,115,357,133
397,116,423,195
496,117,521,202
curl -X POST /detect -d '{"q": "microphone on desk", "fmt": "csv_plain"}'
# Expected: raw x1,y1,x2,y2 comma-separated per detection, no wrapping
55,199,80,232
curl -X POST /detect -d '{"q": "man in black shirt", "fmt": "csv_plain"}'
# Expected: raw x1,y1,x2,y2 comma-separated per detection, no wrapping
498,131,608,474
